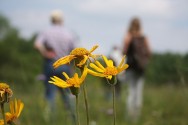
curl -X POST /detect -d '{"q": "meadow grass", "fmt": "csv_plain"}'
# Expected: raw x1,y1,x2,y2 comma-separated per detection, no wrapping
13,76,188,125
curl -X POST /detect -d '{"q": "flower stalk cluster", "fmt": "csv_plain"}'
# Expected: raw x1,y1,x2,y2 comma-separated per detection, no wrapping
0,83,24,125
49,45,128,125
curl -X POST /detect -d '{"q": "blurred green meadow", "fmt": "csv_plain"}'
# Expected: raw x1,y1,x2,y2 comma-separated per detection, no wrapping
0,15,188,125
12,76,188,125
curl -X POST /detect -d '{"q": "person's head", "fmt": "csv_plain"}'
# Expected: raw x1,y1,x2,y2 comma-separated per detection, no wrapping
50,10,63,25
128,17,142,36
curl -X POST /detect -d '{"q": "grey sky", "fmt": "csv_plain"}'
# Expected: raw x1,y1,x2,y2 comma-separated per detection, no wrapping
0,0,188,54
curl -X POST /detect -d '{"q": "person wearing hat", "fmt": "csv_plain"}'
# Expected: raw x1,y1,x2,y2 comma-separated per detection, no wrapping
34,10,76,123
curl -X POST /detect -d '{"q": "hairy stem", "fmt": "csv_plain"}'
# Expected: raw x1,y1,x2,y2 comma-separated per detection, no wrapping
83,84,89,125
113,86,116,125
76,95,80,125
1,103,6,125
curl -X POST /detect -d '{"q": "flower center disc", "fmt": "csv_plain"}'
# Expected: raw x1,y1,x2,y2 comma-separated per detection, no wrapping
0,83,9,89
66,78,75,85
104,67,118,75
70,48,89,56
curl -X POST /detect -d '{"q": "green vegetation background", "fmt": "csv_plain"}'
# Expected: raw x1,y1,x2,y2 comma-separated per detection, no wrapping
0,15,188,125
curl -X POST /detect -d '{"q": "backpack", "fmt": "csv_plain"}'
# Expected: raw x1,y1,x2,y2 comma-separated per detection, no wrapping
127,36,150,73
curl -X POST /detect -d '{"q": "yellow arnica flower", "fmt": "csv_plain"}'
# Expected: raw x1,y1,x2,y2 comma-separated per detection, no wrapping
88,55,129,80
49,67,88,88
0,83,13,103
5,99,24,124
53,45,98,68
0,120,4,125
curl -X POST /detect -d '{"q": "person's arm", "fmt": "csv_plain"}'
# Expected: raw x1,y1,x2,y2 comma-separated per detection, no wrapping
34,41,46,57
144,37,152,57
34,33,56,59
123,33,132,54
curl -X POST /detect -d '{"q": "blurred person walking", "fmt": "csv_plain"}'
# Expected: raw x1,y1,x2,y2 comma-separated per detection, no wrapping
123,17,151,122
34,10,76,124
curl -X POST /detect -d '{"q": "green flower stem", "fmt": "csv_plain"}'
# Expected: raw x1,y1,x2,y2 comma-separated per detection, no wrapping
113,85,116,125
83,84,89,125
80,67,90,125
1,103,6,125
76,95,80,125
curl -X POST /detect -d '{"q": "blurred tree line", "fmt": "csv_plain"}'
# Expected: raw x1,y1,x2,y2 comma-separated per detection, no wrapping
0,14,42,90
146,53,188,85
0,14,187,89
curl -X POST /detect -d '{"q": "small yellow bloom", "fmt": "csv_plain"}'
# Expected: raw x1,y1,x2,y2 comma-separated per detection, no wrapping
88,55,129,80
0,83,13,103
5,99,24,124
49,66,88,88
53,45,98,68
0,120,4,125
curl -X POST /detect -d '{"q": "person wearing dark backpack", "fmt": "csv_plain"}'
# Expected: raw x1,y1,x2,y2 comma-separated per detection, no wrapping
123,17,151,122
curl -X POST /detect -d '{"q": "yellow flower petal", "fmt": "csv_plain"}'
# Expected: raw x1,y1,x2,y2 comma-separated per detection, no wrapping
6,99,24,123
80,67,88,83
15,98,17,114
89,54,100,59
5,112,12,122
53,55,75,68
0,91,4,97
118,55,126,68
108,60,114,67
73,73,79,79
0,119,4,125
50,80,71,88
73,73,79,84
90,63,104,73
77,55,88,67
89,45,98,53
95,61,105,70
10,100,14,114
102,55,109,66
16,100,24,117
88,69,106,77
51,76,66,84
49,76,70,88
62,72,70,79
117,64,129,73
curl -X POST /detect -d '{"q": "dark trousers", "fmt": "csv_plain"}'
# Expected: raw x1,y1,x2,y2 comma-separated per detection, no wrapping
43,58,71,108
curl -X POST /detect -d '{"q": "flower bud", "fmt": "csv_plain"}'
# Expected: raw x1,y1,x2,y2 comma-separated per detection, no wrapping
0,83,13,103
106,76,117,86
70,86,80,96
